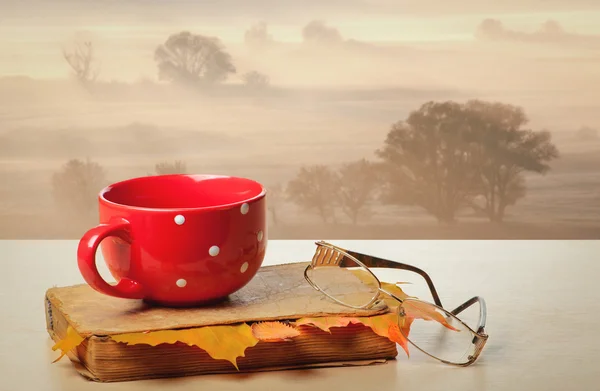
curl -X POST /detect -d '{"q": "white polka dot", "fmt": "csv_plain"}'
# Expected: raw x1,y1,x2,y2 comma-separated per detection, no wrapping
209,245,220,256
176,278,187,287
240,203,249,214
240,262,249,273
174,215,185,225
257,230,264,242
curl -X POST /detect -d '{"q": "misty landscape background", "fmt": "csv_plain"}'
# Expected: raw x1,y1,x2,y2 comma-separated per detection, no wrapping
1,0,599,240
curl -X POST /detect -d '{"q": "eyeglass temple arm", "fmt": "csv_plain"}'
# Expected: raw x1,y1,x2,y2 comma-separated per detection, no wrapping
451,296,487,335
343,250,443,308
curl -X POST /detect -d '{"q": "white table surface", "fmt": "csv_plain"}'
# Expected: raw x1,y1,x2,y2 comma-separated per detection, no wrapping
1,239,599,391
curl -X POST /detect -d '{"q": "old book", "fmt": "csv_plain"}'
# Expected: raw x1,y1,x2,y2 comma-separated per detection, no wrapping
45,262,399,382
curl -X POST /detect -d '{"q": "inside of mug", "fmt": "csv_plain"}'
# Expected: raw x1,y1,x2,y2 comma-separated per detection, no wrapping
101,174,265,209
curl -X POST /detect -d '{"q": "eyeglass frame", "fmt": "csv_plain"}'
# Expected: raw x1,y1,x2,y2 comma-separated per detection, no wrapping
303,240,489,367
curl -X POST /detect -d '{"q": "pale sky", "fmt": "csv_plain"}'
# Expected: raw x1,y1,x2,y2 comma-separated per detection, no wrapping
1,0,599,81
2,0,600,42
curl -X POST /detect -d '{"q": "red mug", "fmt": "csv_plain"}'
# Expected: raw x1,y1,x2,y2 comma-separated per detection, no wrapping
76,174,267,307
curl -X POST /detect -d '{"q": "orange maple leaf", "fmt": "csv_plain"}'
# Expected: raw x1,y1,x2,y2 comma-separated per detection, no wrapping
355,313,412,357
402,300,460,332
251,321,301,342
349,268,458,332
388,324,409,357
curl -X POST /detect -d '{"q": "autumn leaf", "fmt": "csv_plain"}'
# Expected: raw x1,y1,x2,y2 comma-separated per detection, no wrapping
350,269,380,289
112,323,259,370
294,316,359,333
355,313,400,345
251,321,301,342
349,269,410,309
349,268,457,332
110,329,183,346
402,300,460,332
388,323,410,357
294,312,413,357
379,282,410,308
52,325,84,363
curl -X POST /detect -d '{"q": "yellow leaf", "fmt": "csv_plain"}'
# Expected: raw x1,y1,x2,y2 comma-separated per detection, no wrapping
380,282,410,308
294,316,359,333
112,323,259,370
381,282,409,300
349,269,412,309
251,321,301,342
51,325,84,363
111,329,182,346
355,313,397,339
350,269,380,289
294,312,412,356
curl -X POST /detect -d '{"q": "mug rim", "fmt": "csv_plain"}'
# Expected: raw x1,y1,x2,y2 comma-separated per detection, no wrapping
98,173,266,212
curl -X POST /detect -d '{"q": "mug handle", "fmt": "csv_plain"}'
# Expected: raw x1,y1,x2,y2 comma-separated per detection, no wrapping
77,217,145,299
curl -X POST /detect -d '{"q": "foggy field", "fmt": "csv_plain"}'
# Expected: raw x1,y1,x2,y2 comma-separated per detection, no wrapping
2,8,600,239
1,84,599,240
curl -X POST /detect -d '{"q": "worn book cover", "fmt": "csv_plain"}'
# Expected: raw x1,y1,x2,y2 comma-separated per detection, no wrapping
45,262,400,382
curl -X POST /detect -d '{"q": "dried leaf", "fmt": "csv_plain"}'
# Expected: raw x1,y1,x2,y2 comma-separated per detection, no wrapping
355,314,397,342
51,325,84,363
350,269,380,289
294,312,414,357
251,321,301,342
391,316,414,357
380,282,410,308
350,269,411,308
110,329,183,346
112,323,259,370
388,324,409,357
349,267,458,332
294,316,359,333
402,300,460,332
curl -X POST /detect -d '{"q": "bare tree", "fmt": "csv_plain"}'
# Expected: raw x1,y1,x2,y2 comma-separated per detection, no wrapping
154,31,235,86
51,158,107,218
286,165,339,223
337,159,380,224
154,160,188,175
63,41,100,86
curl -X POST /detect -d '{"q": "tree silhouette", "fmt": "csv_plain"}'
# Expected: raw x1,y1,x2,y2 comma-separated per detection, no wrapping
302,20,343,45
154,31,235,85
242,71,270,89
376,101,481,223
51,158,107,218
266,182,284,225
154,160,188,175
575,126,598,142
465,100,559,222
244,22,274,49
376,100,560,224
337,159,379,224
286,165,339,223
63,40,100,87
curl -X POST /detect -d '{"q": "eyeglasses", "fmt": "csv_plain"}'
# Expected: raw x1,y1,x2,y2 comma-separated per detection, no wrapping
303,241,488,366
